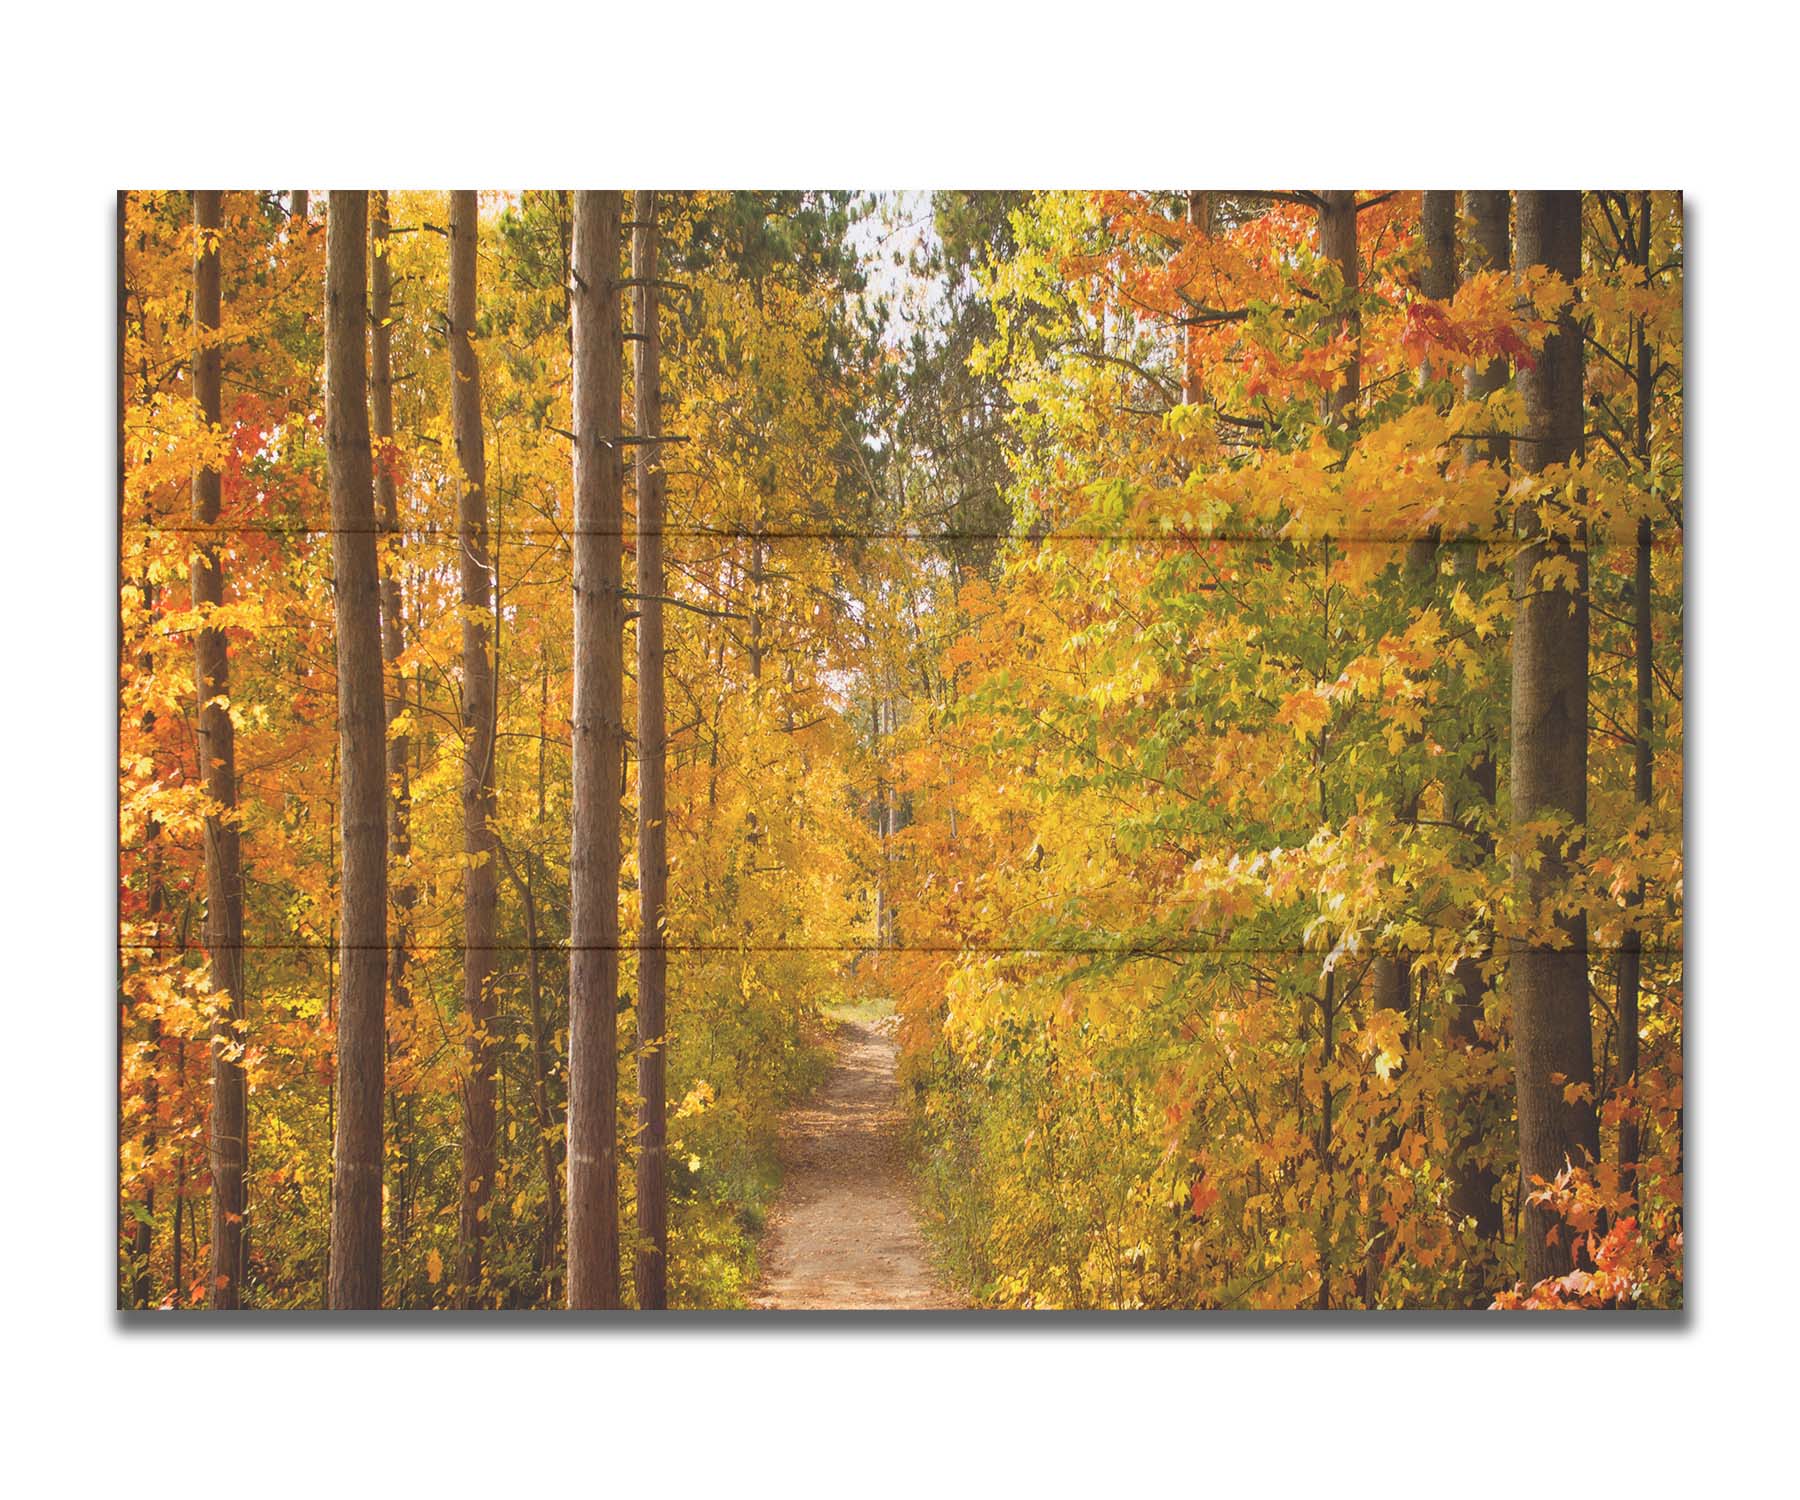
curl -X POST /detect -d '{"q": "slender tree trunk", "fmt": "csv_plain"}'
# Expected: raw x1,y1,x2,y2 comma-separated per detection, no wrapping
289,191,308,223
567,189,624,1309
1464,190,1513,456
883,697,899,945
1363,190,1461,1307
747,537,766,682
449,190,500,1305
373,192,413,1019
190,190,249,1311
505,851,563,1291
1510,191,1599,1285
1447,748,1504,1265
324,190,389,1309
1614,191,1655,1210
1444,189,1510,1285
872,695,887,949
1315,965,1335,1310
371,191,417,1256
172,1134,185,1298
126,209,162,1308
632,190,670,1311
133,499,166,1308
1318,190,1360,422
1181,191,1213,407
132,1022,159,1306
1364,943,1408,1309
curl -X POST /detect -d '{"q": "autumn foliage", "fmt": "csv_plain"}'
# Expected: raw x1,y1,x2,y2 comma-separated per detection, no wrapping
876,190,1682,1310
119,189,1682,1311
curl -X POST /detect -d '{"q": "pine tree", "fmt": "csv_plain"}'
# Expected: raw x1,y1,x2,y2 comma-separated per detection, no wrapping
324,190,389,1309
566,189,624,1309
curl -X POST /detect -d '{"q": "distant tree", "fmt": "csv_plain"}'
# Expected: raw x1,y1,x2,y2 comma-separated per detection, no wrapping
448,190,501,1304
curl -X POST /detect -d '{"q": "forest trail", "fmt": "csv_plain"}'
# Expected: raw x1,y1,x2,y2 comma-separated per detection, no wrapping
752,1017,960,1310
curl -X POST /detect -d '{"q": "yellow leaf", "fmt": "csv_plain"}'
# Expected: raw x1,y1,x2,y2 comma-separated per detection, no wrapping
426,1248,443,1285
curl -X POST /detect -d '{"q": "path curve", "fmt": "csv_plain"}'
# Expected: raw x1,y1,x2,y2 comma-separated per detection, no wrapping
753,1018,960,1310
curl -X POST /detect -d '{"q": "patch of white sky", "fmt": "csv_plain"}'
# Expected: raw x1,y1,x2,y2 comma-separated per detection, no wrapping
831,192,965,683
845,190,952,353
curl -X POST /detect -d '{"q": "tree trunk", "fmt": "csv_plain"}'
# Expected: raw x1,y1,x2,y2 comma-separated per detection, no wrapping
324,190,389,1309
1464,190,1513,458
190,189,249,1311
289,191,308,223
1510,191,1599,1284
529,654,562,1290
1181,190,1213,407
632,190,670,1311
503,849,563,1292
1362,190,1462,1306
126,205,162,1309
371,191,417,1255
1420,191,1456,300
871,695,886,949
1447,747,1504,1282
567,189,624,1309
1315,965,1335,1310
1317,191,1360,422
372,192,413,1020
132,1024,159,1306
1614,191,1655,1210
449,190,500,1305
172,1134,185,1299
1444,189,1510,1285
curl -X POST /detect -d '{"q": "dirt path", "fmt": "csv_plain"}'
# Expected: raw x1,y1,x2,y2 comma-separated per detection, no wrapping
752,1018,960,1310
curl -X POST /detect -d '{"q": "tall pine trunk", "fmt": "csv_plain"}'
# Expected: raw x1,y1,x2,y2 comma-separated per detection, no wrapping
449,190,500,1304
191,189,248,1310
567,190,624,1309
324,191,389,1309
1510,191,1599,1284
632,190,670,1310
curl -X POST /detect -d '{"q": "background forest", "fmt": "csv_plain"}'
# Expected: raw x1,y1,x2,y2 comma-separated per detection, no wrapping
119,187,1682,1311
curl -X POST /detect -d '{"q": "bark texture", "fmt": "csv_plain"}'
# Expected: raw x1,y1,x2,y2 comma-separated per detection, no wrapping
1420,190,1457,300
192,189,248,1310
325,190,389,1309
632,190,670,1310
567,190,624,1309
1318,190,1360,421
1510,191,1599,1284
449,190,500,1303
